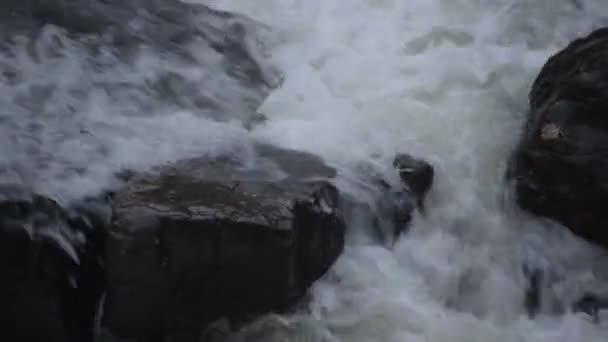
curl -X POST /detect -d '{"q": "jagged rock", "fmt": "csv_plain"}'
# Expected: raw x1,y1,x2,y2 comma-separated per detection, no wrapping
508,28,608,248
573,293,608,320
344,154,434,246
374,154,435,244
103,144,345,341
0,190,107,342
393,153,434,210
0,0,281,206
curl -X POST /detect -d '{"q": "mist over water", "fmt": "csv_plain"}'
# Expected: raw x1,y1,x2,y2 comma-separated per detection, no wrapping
3,0,608,341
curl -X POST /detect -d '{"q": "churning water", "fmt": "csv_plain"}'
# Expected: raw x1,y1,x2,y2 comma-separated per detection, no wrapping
3,0,608,341
202,0,608,341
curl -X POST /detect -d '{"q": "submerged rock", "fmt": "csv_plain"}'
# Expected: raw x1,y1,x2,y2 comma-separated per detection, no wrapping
393,153,434,211
508,28,608,248
377,154,433,243
0,191,107,342
103,144,345,341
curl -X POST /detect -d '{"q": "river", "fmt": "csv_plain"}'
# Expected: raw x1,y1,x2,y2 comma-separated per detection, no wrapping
3,1,608,341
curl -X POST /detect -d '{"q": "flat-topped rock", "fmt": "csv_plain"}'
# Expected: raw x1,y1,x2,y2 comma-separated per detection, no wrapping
103,144,345,341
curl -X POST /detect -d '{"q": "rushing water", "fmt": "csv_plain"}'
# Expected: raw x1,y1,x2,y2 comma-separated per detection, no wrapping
198,0,608,341
3,0,608,341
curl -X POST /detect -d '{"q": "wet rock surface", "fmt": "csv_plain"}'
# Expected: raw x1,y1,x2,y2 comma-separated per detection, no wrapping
508,28,608,248
393,153,434,210
343,153,434,246
103,144,345,341
2,0,278,91
0,144,346,342
0,190,107,342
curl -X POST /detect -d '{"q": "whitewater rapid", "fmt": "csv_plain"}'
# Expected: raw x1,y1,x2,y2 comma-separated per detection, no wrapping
195,0,608,341
2,0,608,341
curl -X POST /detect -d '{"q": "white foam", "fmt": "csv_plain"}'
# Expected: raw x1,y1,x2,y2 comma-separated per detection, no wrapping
200,0,608,341
0,19,262,203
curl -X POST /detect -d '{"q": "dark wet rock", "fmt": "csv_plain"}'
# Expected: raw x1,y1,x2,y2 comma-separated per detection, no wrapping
0,192,107,342
508,28,608,248
102,144,345,342
573,293,608,320
375,183,416,239
523,265,543,318
378,154,433,242
344,154,434,246
0,0,278,128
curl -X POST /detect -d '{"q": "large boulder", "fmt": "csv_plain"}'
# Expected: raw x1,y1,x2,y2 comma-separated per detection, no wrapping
0,189,107,342
0,0,277,130
103,144,345,341
508,28,608,248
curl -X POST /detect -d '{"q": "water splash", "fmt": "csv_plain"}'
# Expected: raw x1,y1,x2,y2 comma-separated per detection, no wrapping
201,0,608,341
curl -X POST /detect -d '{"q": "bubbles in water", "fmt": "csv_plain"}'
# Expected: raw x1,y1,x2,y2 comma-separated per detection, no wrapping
4,0,608,341
202,0,608,341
